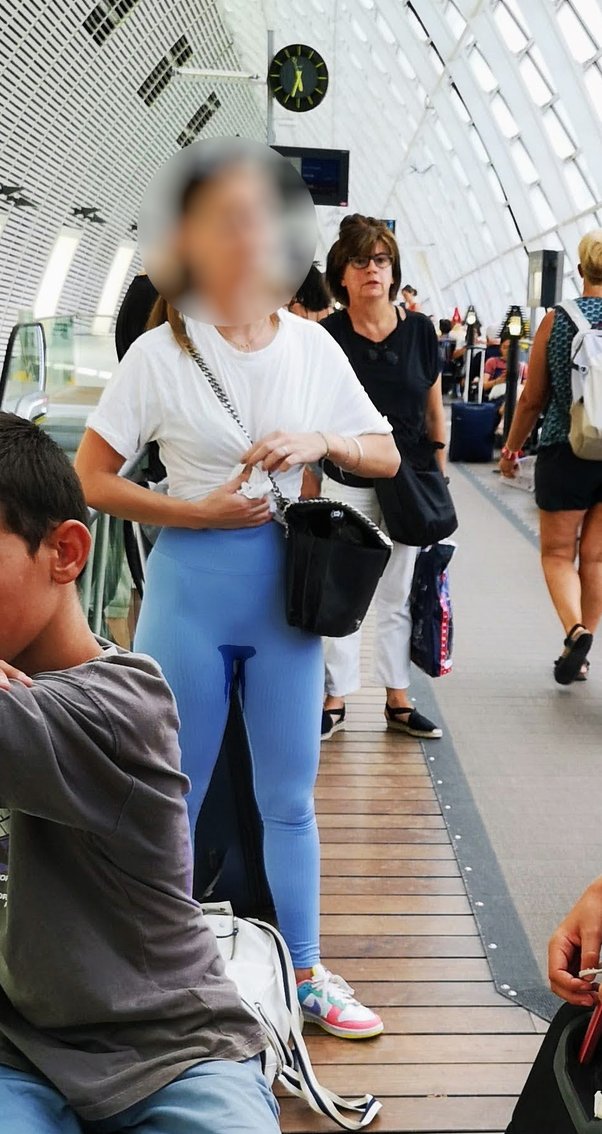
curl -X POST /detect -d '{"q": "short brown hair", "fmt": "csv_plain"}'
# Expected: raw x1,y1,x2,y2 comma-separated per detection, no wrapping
326,214,401,306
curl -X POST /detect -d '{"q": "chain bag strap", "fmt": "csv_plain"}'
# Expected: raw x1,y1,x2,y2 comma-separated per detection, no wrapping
184,340,289,517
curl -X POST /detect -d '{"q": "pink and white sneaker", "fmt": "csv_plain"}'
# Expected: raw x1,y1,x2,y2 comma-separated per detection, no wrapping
297,964,384,1039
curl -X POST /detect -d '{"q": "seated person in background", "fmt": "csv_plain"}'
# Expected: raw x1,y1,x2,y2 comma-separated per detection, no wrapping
483,336,529,415
484,322,501,362
0,413,278,1133
438,318,458,396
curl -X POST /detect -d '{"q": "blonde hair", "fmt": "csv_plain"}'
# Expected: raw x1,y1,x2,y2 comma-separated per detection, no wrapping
578,229,602,285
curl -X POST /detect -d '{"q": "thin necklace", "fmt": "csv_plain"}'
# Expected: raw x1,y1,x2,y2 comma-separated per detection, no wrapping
218,318,275,352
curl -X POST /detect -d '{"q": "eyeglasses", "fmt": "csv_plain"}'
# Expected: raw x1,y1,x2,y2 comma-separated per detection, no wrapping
366,346,399,366
348,253,393,270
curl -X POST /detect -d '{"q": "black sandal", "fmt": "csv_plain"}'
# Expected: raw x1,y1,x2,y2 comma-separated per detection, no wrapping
321,706,346,740
385,705,442,739
554,625,594,686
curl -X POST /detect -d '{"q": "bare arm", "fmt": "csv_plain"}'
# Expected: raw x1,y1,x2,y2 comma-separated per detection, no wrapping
503,313,554,454
425,376,447,472
242,430,400,479
75,430,272,530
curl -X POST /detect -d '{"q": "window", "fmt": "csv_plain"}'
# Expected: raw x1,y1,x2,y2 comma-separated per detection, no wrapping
491,94,519,139
469,48,497,93
557,2,597,64
563,161,595,211
519,55,553,107
493,2,529,53
542,109,576,160
34,229,81,319
510,139,539,185
444,1,466,39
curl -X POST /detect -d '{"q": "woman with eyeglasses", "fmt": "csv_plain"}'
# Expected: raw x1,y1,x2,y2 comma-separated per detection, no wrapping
320,214,446,741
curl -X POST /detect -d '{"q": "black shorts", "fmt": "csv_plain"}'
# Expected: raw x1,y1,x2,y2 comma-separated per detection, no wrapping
535,442,602,511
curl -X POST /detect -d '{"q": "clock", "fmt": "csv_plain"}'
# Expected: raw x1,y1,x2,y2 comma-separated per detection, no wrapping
268,44,329,113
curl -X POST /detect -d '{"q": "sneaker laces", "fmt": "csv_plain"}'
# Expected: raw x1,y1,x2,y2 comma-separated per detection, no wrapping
314,968,358,1004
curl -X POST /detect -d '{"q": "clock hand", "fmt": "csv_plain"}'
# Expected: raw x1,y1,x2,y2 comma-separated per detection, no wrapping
291,67,304,96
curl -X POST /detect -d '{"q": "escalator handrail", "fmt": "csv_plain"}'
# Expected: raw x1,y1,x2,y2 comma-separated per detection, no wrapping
0,321,47,407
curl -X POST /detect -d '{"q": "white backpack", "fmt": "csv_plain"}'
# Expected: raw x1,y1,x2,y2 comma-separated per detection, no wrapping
201,903,381,1130
559,299,602,460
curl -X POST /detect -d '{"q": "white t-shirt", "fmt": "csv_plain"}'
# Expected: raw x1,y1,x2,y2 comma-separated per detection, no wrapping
87,309,392,503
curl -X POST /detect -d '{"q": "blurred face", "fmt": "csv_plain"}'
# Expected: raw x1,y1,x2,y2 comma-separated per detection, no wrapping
0,520,90,664
341,240,394,307
177,162,284,323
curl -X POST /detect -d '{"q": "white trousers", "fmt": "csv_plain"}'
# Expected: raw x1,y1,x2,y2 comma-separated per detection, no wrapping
322,479,419,697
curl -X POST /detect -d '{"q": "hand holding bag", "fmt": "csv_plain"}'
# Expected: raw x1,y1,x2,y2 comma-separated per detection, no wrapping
185,341,392,638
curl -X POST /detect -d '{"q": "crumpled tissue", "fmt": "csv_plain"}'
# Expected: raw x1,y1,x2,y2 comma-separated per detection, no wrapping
594,1090,602,1118
231,464,274,502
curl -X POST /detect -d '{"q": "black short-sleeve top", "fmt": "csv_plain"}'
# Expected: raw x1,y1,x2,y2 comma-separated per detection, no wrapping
320,306,439,484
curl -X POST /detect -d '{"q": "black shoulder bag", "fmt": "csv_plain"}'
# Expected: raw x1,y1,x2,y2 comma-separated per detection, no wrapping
374,433,458,548
185,342,392,638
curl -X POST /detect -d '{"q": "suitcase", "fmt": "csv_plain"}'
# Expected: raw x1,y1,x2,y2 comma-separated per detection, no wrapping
193,682,275,921
449,401,499,462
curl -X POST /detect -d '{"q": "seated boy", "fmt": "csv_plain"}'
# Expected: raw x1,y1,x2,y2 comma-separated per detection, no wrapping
0,413,279,1133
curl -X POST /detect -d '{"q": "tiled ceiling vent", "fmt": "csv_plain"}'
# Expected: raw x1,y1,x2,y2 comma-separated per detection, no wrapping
83,0,140,47
177,93,221,147
138,36,194,107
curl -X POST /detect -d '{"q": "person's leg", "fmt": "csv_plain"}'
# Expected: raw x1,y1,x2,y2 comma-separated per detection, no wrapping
321,481,380,718
374,539,419,709
87,1059,279,1134
578,503,602,633
374,537,442,739
539,509,586,634
243,617,324,971
0,1065,83,1134
134,533,233,830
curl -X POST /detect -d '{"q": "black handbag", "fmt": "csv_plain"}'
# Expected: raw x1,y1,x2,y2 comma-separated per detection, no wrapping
375,437,458,547
507,1003,602,1134
185,343,392,638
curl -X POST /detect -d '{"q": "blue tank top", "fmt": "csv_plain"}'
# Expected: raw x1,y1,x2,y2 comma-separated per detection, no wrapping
540,296,602,447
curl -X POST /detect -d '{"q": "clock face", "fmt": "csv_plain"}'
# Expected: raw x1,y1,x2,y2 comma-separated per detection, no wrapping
268,44,329,113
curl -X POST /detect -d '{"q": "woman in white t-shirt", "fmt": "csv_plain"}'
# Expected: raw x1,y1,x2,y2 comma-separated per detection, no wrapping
75,156,398,1040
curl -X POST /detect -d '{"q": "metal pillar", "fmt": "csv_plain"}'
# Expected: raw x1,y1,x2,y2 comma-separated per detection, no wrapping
266,30,275,145
502,334,521,443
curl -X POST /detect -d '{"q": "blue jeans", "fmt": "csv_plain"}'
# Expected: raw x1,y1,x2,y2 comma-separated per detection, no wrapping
0,1057,280,1133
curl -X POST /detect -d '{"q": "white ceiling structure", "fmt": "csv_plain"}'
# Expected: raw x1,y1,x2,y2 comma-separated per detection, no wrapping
0,0,601,346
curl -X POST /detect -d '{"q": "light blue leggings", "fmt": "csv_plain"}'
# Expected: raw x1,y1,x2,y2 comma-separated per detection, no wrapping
0,1058,280,1133
134,523,324,968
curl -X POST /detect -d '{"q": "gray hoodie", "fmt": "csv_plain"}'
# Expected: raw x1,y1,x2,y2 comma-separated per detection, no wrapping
0,645,265,1121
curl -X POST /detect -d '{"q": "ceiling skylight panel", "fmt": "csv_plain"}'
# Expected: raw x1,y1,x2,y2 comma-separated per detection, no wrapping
429,45,445,76
530,184,556,229
468,125,490,163
510,138,539,184
543,108,576,159
351,18,368,42
450,85,471,123
569,0,602,44
469,47,497,93
376,13,396,45
406,5,429,42
519,54,554,106
494,2,529,53
434,117,453,150
466,188,485,223
444,1,466,39
564,160,596,210
397,50,416,81
371,47,388,74
491,94,520,138
487,165,506,204
557,2,597,63
584,64,602,111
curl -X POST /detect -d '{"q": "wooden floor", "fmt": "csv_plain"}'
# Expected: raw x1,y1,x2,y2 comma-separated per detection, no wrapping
277,688,545,1133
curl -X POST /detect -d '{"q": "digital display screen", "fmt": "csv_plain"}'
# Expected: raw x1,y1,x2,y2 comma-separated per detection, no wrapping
272,146,349,206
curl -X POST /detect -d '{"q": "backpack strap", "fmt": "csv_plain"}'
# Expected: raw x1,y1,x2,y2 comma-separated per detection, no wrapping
250,918,382,1129
557,299,592,334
